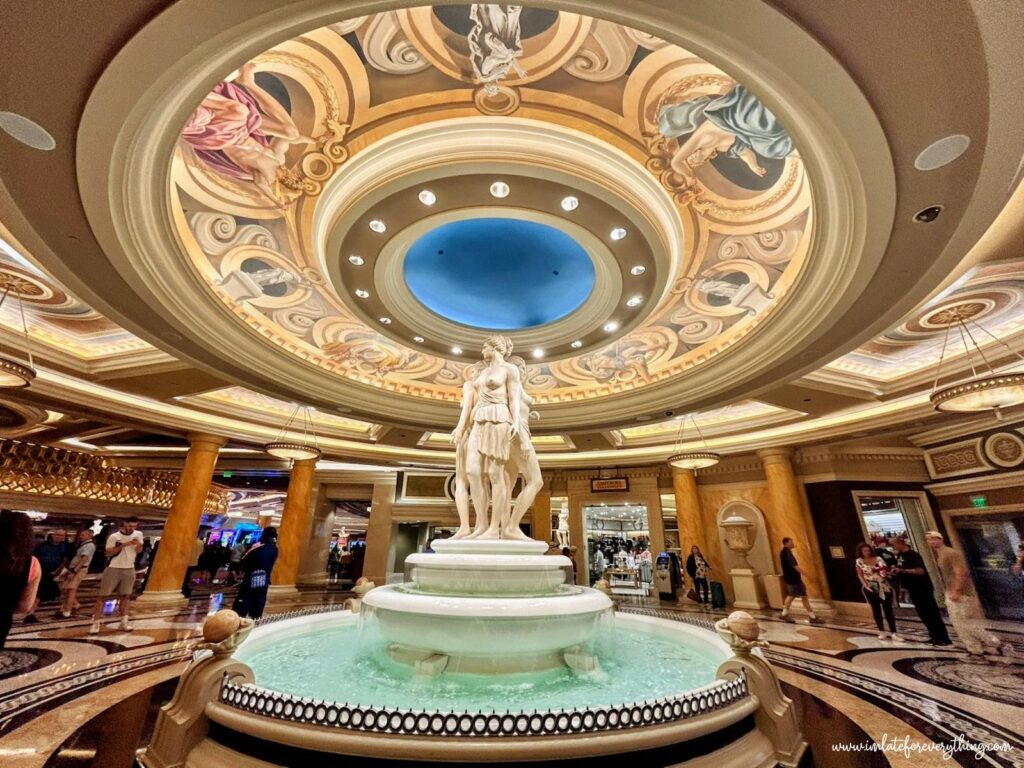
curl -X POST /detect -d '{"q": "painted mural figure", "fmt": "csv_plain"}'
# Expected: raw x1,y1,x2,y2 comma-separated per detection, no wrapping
468,4,526,93
657,84,794,178
182,63,313,204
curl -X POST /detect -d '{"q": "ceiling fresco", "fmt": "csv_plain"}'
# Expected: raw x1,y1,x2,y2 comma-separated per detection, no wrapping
172,4,814,410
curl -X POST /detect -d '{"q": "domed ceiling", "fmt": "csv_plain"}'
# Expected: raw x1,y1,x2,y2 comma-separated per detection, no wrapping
169,3,812,426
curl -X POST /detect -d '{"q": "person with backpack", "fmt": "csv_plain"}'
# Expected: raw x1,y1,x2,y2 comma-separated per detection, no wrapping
233,526,278,620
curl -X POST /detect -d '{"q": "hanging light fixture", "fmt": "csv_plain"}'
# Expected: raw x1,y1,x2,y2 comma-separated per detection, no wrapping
928,306,1024,415
264,404,322,461
666,413,720,470
0,278,37,387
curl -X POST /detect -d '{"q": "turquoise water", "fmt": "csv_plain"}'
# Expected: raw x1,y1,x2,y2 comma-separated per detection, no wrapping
236,623,721,712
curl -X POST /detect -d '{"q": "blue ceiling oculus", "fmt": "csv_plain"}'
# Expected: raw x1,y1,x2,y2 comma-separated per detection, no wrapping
403,218,596,330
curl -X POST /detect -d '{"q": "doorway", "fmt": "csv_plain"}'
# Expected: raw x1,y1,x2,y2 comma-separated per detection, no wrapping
952,513,1024,621
583,503,652,594
851,492,941,608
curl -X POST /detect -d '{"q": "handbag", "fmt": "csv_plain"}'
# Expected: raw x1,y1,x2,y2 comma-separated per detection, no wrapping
686,588,699,602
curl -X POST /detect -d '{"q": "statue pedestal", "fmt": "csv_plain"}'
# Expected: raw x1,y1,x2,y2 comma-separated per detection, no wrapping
762,574,785,609
729,568,767,610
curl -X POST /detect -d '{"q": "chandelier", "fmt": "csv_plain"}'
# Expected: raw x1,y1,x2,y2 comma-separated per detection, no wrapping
0,278,37,387
264,404,322,461
666,413,720,470
929,306,1024,415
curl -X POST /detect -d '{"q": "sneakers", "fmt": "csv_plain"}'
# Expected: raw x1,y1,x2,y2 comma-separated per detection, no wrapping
997,643,1014,658
808,616,824,624
89,621,101,635
878,631,891,640
781,613,795,623
891,633,906,643
120,616,134,632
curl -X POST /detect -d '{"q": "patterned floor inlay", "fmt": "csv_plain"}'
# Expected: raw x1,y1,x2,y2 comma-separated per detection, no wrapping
0,650,61,681
894,657,1024,707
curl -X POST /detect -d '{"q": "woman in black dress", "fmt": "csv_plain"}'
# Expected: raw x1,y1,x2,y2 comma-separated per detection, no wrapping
232,526,278,620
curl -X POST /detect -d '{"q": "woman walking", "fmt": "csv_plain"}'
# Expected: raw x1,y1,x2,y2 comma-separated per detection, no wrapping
232,526,278,620
0,510,41,649
855,542,903,641
686,546,712,605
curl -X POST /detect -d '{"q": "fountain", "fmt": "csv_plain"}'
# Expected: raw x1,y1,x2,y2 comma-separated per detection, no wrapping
141,339,806,767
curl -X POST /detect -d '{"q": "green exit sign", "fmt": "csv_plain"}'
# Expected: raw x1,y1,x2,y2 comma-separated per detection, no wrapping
970,495,988,508
222,471,234,479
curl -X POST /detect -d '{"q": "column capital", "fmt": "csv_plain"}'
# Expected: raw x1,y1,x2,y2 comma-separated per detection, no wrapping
757,447,795,465
185,433,228,451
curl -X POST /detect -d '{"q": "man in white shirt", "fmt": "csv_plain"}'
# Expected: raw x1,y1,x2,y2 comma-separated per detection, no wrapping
90,517,143,634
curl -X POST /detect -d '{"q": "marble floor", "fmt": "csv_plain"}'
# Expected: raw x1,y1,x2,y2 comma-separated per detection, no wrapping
0,582,1021,767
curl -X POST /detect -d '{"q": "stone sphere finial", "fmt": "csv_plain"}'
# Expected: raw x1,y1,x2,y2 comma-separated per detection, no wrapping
726,611,761,641
203,609,241,643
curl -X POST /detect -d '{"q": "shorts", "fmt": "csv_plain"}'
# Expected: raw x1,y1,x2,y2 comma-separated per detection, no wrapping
99,566,136,596
785,579,807,598
61,569,88,591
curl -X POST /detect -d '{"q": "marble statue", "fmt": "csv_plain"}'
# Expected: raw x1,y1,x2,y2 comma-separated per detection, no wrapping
451,335,533,539
501,355,543,539
468,4,526,94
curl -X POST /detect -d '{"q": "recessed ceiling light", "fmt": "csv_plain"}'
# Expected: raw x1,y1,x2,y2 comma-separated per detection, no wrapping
418,189,437,205
413,336,425,343
348,255,365,266
626,295,643,308
603,321,619,332
532,348,544,359
369,219,386,233
570,340,583,349
610,227,627,241
630,265,646,276
0,111,56,150
490,181,510,198
379,316,392,324
560,196,579,212
915,134,971,171
451,346,463,355
354,289,369,299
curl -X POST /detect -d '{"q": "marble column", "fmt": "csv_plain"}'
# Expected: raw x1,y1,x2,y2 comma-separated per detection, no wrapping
567,493,586,585
363,479,396,584
269,458,317,598
530,489,552,544
646,491,666,558
758,447,833,612
672,467,706,554
138,433,226,609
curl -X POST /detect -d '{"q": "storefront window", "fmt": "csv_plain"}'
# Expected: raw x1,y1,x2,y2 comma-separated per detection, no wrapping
583,504,652,594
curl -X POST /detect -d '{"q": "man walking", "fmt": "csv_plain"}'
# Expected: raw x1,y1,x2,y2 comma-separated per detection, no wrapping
889,537,950,646
90,517,143,634
58,529,95,619
924,531,1009,657
779,537,822,624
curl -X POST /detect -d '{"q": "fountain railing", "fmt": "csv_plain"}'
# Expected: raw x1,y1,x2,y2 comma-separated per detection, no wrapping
217,673,748,738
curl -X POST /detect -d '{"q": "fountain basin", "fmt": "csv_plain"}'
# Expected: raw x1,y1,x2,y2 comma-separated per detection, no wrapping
362,584,612,672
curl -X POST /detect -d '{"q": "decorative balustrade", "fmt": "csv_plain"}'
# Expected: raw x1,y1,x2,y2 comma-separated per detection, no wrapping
0,438,229,515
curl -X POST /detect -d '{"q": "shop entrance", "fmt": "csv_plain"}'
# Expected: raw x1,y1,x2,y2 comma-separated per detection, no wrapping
852,492,940,608
583,504,652,594
952,512,1024,621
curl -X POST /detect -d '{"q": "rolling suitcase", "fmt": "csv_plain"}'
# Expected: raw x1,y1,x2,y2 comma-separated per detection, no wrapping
710,580,727,609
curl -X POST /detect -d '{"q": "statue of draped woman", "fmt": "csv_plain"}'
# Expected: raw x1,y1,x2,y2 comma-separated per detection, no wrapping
451,335,537,540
